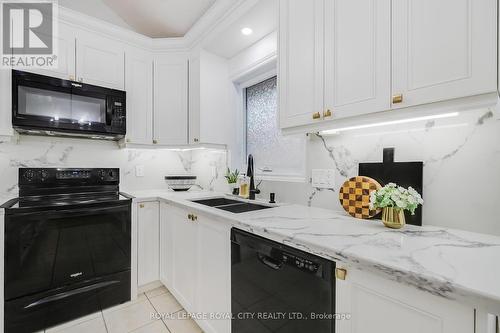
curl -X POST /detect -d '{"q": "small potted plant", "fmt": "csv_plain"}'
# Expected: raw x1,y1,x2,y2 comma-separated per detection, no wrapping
369,183,423,229
225,168,240,195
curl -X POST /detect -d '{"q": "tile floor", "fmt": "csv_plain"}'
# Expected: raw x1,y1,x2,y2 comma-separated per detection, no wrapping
42,286,204,333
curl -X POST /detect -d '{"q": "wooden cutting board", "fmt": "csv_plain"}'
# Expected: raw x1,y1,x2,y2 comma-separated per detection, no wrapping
339,176,382,219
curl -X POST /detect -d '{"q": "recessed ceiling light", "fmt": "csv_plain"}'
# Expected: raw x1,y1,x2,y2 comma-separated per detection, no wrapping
241,27,253,36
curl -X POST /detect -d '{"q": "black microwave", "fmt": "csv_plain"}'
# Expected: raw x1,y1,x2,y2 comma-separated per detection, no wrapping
12,70,126,140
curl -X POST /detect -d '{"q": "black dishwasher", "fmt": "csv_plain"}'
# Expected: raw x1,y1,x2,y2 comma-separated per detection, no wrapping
231,228,335,333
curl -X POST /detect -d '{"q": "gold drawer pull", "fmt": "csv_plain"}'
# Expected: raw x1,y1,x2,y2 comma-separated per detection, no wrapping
323,109,332,118
335,268,347,280
139,204,145,208
191,215,198,221
312,112,321,120
188,214,193,220
153,139,158,144
392,94,403,104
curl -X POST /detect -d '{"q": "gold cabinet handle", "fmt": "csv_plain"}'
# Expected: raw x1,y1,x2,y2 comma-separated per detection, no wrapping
335,268,347,280
312,112,321,120
139,204,145,208
323,109,332,118
194,138,199,143
191,214,198,222
153,139,158,144
187,214,193,220
392,94,403,104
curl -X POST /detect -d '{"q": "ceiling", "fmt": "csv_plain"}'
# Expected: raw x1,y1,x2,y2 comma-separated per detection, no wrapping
59,0,217,38
203,0,278,58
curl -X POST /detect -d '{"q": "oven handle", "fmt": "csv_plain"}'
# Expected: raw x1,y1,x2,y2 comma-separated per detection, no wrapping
11,204,129,218
24,280,120,309
257,253,284,270
106,97,113,126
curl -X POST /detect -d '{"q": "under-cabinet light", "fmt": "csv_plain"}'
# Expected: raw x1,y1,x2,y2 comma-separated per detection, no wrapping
319,112,460,135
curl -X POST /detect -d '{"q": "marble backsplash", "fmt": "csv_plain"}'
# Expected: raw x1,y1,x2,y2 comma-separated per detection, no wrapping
257,107,500,236
0,135,228,203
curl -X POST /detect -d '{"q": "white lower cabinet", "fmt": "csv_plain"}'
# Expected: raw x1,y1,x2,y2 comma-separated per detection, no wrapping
196,214,231,333
166,204,198,310
335,265,475,333
160,203,231,333
137,201,160,287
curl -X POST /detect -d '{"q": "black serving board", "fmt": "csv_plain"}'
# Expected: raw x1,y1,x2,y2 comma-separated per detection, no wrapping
359,161,423,226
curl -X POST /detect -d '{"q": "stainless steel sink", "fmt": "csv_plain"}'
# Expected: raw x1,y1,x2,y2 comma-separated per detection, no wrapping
191,198,242,207
191,198,272,213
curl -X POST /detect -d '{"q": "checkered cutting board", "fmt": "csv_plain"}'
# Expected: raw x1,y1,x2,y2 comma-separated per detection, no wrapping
339,176,382,219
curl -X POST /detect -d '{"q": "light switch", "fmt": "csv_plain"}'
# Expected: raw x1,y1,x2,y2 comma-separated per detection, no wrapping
135,165,144,177
311,169,335,189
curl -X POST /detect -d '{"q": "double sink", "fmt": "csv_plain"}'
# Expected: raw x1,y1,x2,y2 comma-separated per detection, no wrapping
191,197,272,213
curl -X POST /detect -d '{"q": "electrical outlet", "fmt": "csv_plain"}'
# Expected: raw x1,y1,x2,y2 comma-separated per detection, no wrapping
311,169,335,189
135,165,144,177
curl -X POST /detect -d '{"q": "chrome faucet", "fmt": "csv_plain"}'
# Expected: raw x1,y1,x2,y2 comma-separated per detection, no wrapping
247,154,260,200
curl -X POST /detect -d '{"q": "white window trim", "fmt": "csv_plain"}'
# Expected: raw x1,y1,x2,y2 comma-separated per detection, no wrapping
233,69,307,183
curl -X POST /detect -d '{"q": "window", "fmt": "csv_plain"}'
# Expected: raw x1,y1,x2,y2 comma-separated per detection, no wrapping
245,76,306,180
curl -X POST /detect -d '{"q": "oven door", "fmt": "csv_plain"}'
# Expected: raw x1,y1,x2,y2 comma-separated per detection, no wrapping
12,70,125,137
4,202,131,301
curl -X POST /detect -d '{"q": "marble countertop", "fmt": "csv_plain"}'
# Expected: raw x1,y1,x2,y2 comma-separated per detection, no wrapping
126,189,500,314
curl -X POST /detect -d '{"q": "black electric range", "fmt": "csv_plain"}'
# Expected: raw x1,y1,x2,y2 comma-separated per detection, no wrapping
1,168,132,333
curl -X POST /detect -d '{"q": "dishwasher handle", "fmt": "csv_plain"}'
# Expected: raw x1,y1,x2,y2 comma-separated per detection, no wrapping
257,253,284,270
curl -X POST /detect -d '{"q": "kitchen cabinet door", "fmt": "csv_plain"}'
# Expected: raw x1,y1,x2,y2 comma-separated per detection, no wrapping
279,0,325,129
335,265,474,333
168,205,197,310
125,48,153,145
391,0,497,109
159,202,173,288
188,50,232,146
21,22,76,81
196,216,231,333
323,0,391,120
137,202,160,287
154,54,188,145
75,30,125,90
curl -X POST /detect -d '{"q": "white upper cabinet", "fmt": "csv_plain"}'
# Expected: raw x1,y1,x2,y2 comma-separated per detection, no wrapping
154,54,189,145
75,30,125,90
391,0,497,108
279,0,498,130
125,47,153,145
324,0,391,119
188,50,231,146
279,0,324,128
21,22,76,81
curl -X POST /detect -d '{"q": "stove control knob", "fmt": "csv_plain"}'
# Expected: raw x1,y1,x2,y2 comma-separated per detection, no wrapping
40,170,48,181
24,170,35,182
98,169,106,180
